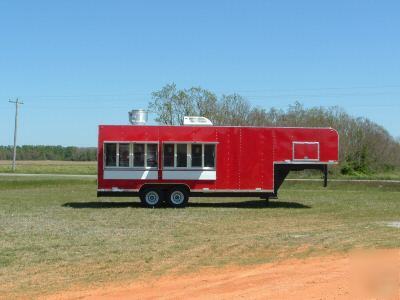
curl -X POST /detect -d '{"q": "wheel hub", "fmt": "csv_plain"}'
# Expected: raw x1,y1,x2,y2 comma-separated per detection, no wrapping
145,191,159,205
170,191,184,205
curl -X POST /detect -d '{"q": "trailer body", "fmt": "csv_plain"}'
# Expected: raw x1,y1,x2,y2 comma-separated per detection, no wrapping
97,125,338,206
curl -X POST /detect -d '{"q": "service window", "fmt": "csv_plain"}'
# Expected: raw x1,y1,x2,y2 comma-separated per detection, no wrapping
163,143,216,169
204,144,216,168
191,144,202,167
118,143,130,167
146,144,158,167
105,143,117,167
163,144,174,167
133,144,145,167
176,144,187,167
293,142,319,161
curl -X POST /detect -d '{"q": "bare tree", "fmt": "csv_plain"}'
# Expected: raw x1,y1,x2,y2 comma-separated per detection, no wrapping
149,84,217,125
149,83,177,125
214,94,251,125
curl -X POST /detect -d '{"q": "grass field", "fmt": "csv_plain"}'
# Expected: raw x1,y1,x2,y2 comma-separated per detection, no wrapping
1,160,400,181
0,176,399,298
287,168,400,181
0,160,97,175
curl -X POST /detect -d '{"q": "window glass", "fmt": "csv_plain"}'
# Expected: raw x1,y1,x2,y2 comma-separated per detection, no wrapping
204,144,215,168
118,143,130,167
191,144,202,167
133,144,145,167
105,143,117,167
146,144,158,167
163,144,174,167
176,144,187,167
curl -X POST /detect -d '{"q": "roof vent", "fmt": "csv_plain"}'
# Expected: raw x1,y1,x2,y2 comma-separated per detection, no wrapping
129,109,148,125
183,116,213,126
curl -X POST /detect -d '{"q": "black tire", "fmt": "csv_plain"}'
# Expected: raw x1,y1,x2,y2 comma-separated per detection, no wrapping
166,186,189,208
140,188,163,208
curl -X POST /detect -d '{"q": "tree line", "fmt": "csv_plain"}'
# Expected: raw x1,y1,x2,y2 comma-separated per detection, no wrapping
1,84,398,175
0,145,97,161
149,83,400,174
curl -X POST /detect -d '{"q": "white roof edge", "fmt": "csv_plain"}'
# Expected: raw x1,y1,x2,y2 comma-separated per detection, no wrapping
100,124,336,130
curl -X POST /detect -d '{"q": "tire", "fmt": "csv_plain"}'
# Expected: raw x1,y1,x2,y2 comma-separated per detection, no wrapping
140,188,163,208
167,186,189,208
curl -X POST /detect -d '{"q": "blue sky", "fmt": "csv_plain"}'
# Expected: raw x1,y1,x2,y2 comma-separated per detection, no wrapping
0,0,399,146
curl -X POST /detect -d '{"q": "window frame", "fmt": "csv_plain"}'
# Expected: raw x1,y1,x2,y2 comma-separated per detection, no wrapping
162,142,217,170
190,144,203,168
176,143,189,168
203,143,217,168
146,143,159,168
132,143,146,168
103,141,159,170
118,143,130,168
104,142,118,167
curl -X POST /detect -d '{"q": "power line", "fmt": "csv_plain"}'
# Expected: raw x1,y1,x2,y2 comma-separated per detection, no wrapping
8,98,23,171
1,83,400,101
218,84,400,94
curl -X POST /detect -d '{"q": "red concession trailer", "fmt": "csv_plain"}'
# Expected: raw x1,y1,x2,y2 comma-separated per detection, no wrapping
97,120,339,208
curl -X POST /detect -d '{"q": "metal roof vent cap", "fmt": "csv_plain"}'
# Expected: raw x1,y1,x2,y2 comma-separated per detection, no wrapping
183,116,213,126
129,109,148,125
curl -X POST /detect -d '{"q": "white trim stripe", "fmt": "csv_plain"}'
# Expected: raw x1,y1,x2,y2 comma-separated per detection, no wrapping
104,170,158,180
162,170,216,180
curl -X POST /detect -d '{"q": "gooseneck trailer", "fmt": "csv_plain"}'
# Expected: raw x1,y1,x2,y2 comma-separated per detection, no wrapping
97,115,339,208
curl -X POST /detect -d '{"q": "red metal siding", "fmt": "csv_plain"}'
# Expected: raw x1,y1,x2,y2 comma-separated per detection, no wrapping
272,128,338,162
97,125,339,192
238,128,273,190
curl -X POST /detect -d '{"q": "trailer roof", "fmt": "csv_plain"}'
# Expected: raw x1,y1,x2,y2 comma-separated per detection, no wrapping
99,124,336,130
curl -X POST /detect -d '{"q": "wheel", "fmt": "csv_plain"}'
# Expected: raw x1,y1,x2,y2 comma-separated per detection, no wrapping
140,188,163,208
167,186,189,208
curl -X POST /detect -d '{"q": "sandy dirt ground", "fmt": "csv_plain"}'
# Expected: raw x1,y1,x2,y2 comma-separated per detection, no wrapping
47,249,399,300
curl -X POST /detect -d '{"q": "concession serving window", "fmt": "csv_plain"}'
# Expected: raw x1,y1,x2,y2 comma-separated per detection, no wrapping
103,142,217,180
162,143,216,169
103,142,159,180
162,143,217,180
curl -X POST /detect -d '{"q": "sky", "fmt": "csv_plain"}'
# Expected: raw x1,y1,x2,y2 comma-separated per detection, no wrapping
0,0,399,146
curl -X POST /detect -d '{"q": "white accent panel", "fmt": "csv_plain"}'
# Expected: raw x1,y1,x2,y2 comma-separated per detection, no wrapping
162,170,216,180
183,116,213,126
104,170,158,180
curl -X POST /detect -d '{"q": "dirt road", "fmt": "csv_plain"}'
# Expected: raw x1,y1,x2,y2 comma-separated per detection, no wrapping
48,249,399,300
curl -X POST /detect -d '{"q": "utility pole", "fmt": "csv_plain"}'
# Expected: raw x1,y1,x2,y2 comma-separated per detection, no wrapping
9,98,23,172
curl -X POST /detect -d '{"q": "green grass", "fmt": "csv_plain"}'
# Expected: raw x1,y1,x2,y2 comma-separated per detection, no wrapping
0,160,97,175
0,177,399,298
336,169,400,180
288,168,400,180
1,160,400,180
